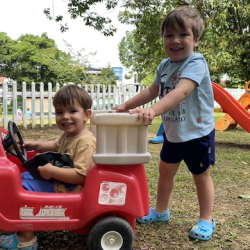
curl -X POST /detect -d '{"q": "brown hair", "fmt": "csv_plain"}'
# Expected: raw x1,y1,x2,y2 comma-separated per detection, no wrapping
161,6,203,40
53,84,92,110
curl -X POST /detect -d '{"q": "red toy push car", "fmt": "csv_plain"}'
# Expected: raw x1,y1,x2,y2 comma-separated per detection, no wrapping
0,112,151,250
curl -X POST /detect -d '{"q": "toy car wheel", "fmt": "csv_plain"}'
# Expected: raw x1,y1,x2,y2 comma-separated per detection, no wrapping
87,217,134,250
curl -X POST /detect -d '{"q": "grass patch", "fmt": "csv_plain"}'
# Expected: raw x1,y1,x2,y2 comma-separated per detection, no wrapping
133,116,250,250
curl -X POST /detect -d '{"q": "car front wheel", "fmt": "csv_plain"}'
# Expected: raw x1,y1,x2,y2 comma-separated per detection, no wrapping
87,216,134,250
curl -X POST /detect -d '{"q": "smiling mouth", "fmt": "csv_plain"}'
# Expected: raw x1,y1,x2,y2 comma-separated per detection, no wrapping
171,48,182,51
62,123,73,127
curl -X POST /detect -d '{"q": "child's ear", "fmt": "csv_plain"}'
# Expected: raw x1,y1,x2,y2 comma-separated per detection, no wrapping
194,37,200,48
84,109,92,122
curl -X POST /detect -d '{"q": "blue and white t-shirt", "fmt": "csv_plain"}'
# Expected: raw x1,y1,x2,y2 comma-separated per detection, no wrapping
154,53,214,143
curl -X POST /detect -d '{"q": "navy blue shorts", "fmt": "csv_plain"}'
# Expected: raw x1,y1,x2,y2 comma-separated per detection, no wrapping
160,129,215,175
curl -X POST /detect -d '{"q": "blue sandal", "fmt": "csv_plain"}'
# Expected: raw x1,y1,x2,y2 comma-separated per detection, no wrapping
136,207,170,224
0,232,38,250
189,218,216,241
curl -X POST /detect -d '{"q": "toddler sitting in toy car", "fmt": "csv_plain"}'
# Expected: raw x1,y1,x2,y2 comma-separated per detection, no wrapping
0,84,96,250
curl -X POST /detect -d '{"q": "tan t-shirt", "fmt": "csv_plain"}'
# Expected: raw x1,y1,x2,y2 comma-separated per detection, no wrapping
53,131,96,193
54,131,96,177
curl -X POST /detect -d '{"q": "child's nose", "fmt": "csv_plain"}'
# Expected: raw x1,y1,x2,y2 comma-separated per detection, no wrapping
172,36,180,44
62,112,70,119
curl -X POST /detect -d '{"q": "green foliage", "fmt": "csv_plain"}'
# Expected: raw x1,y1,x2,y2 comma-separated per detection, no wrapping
41,1,250,86
118,31,149,83
118,31,146,74
118,1,172,84
141,73,155,87
124,74,132,79
117,0,250,87
119,0,170,74
84,67,119,87
0,33,86,88
0,33,115,88
224,79,245,89
3,1,250,89
43,0,118,36
197,0,250,87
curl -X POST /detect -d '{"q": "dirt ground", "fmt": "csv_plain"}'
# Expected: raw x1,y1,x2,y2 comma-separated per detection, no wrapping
20,125,63,142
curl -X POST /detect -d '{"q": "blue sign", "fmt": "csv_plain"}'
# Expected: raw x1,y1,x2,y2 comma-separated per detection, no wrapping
112,67,123,82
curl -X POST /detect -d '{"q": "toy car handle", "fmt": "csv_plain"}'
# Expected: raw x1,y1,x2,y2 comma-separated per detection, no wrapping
2,121,27,163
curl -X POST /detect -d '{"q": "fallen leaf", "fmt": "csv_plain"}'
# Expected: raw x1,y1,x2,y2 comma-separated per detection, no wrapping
239,195,250,199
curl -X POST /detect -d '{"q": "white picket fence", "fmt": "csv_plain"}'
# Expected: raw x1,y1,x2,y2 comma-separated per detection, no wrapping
0,79,154,130
0,78,245,130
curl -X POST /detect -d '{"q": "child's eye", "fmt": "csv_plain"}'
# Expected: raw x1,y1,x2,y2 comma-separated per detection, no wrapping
70,110,77,114
55,111,62,115
181,33,189,36
165,34,172,38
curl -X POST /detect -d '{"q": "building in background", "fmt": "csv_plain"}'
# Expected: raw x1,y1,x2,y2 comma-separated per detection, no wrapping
85,66,139,87
85,67,102,76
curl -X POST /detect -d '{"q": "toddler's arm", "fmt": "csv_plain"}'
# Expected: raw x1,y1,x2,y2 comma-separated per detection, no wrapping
40,137,96,185
23,141,56,152
38,163,85,184
113,83,159,112
131,78,197,121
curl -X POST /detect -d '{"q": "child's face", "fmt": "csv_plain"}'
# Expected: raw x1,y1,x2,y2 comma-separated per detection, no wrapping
163,24,199,62
55,101,91,137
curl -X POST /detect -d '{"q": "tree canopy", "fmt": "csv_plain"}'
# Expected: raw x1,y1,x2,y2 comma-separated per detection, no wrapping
0,32,82,88
117,0,250,87
44,0,119,35
118,30,147,83
2,1,250,88
0,32,118,89
84,67,119,86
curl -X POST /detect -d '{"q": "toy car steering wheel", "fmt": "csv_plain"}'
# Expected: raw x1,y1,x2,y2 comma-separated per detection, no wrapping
2,121,27,163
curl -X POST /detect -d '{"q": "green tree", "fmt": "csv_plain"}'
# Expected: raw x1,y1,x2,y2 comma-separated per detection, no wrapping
118,30,147,83
99,67,119,86
197,0,250,86
0,33,93,88
119,31,143,72
41,40,96,85
0,33,64,87
44,0,118,35
0,32,120,88
118,0,250,87
141,73,156,87
85,67,119,87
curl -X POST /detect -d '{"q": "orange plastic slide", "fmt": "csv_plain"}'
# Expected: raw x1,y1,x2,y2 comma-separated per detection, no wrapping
213,81,250,132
